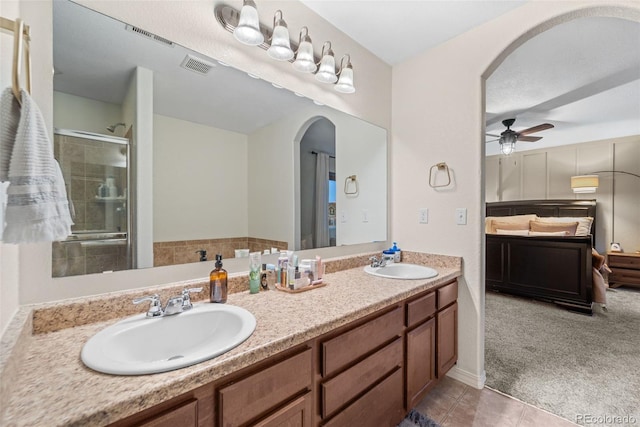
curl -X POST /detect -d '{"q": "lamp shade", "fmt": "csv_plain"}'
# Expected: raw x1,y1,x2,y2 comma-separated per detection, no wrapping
233,0,264,46
500,141,515,155
335,55,355,93
267,12,293,61
571,175,599,193
316,42,337,83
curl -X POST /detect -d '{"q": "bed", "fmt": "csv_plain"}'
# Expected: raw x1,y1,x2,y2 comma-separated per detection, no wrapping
485,199,596,314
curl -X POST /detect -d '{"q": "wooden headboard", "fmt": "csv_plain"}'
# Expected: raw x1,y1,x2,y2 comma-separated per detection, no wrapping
486,199,597,242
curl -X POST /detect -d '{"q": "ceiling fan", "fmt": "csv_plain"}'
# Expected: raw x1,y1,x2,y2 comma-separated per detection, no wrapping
486,118,554,155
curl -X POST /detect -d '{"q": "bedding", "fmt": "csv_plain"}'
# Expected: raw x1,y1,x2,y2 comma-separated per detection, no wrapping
529,220,579,235
496,229,530,236
533,216,594,236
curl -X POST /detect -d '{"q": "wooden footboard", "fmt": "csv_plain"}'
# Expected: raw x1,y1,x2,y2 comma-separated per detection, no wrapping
486,234,593,314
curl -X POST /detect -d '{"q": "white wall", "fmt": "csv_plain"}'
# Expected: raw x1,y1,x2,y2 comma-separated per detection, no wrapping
10,0,391,306
393,1,640,388
248,105,387,250
52,91,121,133
153,114,248,242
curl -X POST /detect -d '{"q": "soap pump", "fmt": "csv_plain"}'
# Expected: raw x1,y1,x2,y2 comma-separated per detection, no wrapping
210,254,228,303
391,242,402,262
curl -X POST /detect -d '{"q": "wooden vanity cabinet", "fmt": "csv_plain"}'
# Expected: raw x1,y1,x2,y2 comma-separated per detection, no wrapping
109,280,458,427
405,280,458,410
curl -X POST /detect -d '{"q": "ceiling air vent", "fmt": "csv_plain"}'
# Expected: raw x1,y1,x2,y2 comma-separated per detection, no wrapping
180,54,216,75
125,25,174,47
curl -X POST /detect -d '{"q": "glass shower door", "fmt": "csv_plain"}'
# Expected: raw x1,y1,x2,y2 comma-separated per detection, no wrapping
52,129,132,277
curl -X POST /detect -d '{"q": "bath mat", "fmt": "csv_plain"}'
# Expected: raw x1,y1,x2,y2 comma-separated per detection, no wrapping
397,409,441,427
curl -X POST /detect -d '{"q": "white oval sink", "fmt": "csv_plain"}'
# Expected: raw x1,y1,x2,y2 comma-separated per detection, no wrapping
81,303,256,375
364,263,438,280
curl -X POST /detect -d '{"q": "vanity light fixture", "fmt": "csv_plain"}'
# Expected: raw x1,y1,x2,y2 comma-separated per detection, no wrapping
233,0,264,46
267,10,294,61
335,54,355,93
215,4,355,93
292,27,317,73
315,42,338,83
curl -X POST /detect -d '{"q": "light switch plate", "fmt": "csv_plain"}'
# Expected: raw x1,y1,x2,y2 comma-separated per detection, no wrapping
455,208,467,225
362,209,369,223
340,211,348,223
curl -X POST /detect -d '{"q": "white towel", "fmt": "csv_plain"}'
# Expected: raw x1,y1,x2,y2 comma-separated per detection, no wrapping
0,88,73,243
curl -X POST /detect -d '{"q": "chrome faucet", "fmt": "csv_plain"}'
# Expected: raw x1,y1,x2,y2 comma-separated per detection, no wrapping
133,287,203,317
369,256,388,268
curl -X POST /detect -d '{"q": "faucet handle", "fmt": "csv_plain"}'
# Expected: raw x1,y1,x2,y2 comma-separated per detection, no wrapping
133,294,163,317
181,287,203,310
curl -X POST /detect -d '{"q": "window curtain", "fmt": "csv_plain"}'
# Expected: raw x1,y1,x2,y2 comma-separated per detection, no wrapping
314,152,330,248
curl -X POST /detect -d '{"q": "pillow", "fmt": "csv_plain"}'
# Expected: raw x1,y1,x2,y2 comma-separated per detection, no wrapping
485,214,537,234
529,231,569,236
529,220,578,236
495,229,529,236
534,217,593,236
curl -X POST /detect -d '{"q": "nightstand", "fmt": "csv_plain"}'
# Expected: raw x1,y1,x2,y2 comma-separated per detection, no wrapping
607,252,640,288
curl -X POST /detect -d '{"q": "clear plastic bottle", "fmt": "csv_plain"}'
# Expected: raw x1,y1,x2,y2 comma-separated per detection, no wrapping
210,254,228,303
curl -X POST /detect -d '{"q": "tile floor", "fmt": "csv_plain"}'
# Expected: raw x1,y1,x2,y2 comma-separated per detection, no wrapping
415,377,578,427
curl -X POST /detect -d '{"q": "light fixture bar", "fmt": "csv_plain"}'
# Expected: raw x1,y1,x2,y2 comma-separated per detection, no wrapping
216,5,305,63
215,4,354,93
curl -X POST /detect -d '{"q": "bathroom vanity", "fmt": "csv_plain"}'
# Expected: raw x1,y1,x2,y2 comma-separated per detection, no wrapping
0,253,461,426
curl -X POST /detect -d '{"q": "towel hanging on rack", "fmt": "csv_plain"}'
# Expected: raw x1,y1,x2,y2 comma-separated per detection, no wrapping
0,88,73,243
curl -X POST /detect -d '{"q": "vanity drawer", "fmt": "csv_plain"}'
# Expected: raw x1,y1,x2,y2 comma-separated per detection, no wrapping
406,291,436,327
322,306,403,377
321,337,402,418
437,281,458,309
137,399,197,427
323,368,404,427
218,348,312,426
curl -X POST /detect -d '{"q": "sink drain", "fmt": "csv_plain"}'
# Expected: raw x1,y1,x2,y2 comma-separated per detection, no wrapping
167,355,184,361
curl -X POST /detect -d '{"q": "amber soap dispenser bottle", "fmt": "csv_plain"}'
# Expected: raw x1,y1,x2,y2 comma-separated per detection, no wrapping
210,254,228,303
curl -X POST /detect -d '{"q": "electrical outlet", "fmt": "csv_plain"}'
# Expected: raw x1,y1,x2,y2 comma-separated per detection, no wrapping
362,209,369,223
455,208,467,225
418,208,429,224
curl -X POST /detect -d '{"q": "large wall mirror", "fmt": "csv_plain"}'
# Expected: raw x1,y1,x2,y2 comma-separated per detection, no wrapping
52,0,387,278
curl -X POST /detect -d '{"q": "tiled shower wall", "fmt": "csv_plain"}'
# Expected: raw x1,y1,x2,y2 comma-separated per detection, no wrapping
153,237,288,267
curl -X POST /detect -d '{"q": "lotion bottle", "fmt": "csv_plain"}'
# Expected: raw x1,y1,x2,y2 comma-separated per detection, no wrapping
210,254,228,303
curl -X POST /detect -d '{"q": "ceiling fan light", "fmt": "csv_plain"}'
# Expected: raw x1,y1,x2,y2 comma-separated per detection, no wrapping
233,0,264,46
267,12,294,61
500,140,515,155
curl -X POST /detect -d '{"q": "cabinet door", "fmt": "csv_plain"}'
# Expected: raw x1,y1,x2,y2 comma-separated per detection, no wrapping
437,302,458,377
253,393,312,427
406,318,436,409
137,399,197,427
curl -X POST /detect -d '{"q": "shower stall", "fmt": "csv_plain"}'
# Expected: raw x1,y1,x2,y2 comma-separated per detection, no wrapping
52,129,134,277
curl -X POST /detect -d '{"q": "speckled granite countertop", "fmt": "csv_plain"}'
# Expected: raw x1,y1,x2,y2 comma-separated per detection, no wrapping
0,252,461,426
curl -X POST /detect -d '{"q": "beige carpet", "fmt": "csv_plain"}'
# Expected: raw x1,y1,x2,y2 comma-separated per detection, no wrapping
485,288,640,426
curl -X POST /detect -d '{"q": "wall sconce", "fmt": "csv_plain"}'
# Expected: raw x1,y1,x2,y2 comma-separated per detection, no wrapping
571,171,640,193
215,3,355,94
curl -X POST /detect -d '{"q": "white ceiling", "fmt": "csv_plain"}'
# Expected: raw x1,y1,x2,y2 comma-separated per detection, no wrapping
54,1,640,152
302,1,640,155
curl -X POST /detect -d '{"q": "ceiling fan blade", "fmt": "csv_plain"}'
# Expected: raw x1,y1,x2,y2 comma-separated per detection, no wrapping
485,133,501,138
518,135,542,142
485,138,500,143
518,123,554,135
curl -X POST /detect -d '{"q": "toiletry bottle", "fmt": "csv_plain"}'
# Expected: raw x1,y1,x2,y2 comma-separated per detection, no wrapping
260,264,269,291
392,242,402,262
249,252,261,294
210,254,228,303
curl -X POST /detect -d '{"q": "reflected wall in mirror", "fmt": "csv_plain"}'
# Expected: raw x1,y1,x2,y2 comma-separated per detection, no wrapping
52,0,387,277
